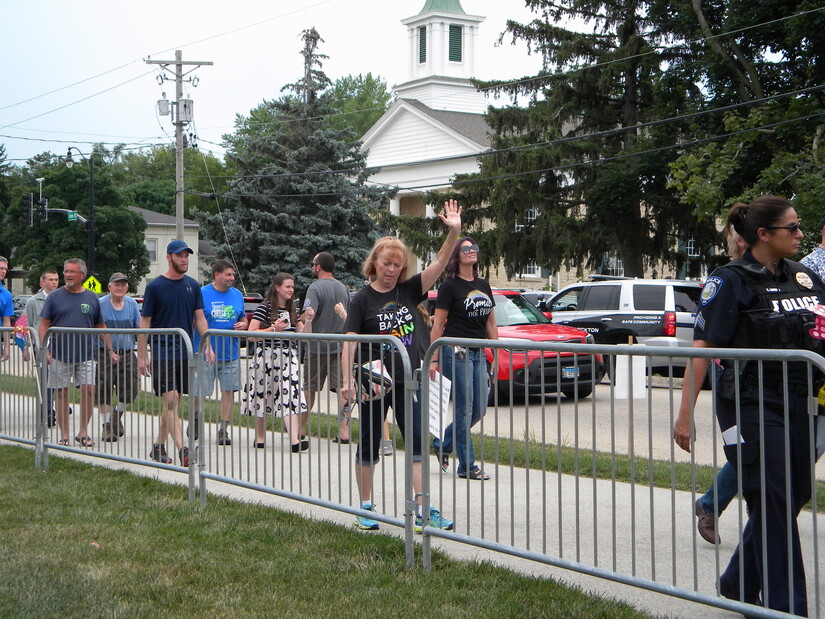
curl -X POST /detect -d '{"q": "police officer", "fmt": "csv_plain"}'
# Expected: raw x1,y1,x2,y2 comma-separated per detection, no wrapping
675,195,823,616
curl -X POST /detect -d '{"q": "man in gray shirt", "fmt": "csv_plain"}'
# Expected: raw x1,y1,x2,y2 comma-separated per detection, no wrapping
302,252,351,441
24,269,61,426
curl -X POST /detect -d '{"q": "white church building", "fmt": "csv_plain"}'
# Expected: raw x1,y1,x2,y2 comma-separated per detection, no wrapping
361,0,548,290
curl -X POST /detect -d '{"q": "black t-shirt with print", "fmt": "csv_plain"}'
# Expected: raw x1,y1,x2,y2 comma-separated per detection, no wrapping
345,273,428,376
435,276,495,339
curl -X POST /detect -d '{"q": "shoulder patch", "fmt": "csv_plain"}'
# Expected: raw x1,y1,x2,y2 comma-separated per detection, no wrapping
700,276,723,305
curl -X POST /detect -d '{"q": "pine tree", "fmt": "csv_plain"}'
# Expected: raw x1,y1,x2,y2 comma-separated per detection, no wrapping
197,29,392,296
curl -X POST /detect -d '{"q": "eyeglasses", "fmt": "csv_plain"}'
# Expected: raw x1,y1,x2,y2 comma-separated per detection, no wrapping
459,244,480,254
766,223,802,233
311,263,319,267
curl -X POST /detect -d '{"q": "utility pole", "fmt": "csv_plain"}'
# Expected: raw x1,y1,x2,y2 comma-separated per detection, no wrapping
145,51,212,240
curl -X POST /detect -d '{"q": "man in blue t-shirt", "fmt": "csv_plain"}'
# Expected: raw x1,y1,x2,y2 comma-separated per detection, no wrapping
40,258,108,447
0,256,13,362
138,240,213,466
191,260,247,446
96,273,141,442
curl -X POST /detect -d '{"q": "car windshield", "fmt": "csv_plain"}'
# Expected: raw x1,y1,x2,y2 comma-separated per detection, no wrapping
493,293,549,326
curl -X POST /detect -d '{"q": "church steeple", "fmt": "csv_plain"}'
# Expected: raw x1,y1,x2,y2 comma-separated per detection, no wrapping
397,1,486,113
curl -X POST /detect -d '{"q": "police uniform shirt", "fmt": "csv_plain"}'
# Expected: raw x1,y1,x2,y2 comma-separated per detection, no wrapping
694,250,825,346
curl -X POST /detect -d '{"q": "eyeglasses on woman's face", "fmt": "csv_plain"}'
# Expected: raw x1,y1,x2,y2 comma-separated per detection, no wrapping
766,222,802,234
460,244,480,255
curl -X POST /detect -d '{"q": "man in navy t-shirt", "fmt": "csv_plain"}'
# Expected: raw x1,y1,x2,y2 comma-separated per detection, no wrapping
138,240,213,466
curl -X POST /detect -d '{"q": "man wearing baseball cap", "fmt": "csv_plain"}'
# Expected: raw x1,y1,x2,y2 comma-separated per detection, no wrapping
138,240,213,466
96,272,140,442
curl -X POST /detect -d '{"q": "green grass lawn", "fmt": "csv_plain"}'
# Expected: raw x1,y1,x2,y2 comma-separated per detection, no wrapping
0,445,648,618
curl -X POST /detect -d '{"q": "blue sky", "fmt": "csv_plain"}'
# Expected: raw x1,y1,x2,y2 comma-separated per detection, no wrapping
1,0,542,163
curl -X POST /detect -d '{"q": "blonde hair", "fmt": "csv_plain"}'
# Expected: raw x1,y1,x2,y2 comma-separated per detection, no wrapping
362,237,410,282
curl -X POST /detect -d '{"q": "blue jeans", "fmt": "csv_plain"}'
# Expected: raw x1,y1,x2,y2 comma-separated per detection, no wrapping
432,346,488,475
699,461,738,515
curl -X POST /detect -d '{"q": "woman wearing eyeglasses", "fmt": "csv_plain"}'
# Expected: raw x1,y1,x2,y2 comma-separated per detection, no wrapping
676,196,825,615
430,237,497,480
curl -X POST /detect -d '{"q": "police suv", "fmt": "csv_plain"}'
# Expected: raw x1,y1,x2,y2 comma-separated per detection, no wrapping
546,277,703,377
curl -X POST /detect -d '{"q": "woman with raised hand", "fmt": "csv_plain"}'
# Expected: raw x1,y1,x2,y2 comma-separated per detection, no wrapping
341,199,461,533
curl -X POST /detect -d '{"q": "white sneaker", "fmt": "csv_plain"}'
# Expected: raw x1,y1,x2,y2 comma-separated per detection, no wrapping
382,439,394,456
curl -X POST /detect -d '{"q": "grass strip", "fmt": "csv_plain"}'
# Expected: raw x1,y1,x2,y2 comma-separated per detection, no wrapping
0,444,647,618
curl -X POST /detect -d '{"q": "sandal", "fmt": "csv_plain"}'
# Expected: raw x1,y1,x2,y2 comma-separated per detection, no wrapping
57,438,70,446
75,435,95,448
332,436,350,444
458,467,490,481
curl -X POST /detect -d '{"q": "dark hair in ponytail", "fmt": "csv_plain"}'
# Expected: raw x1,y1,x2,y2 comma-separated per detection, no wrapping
727,196,793,246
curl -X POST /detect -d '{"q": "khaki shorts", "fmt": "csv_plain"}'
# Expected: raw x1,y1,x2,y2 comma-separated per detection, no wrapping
304,351,343,392
47,358,96,389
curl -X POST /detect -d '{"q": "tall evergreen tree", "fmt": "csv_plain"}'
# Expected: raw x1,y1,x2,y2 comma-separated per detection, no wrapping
456,0,719,279
197,28,392,295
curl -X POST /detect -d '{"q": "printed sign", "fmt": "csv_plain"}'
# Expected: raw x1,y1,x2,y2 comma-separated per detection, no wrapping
428,371,452,440
83,275,102,294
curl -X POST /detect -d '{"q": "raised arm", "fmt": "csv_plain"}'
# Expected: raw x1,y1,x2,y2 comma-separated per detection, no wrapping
420,199,462,293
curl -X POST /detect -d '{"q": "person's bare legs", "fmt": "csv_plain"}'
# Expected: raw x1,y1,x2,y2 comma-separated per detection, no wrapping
355,463,374,504
156,390,182,448
55,387,70,441
255,416,266,445
77,384,95,438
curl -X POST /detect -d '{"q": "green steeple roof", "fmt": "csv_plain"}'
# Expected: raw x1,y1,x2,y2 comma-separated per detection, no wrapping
418,0,466,15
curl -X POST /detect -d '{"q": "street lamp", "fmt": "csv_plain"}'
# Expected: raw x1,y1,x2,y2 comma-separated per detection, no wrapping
65,147,95,276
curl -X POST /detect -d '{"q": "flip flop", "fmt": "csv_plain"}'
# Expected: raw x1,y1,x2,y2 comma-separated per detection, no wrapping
332,437,350,444
57,438,70,446
75,435,94,448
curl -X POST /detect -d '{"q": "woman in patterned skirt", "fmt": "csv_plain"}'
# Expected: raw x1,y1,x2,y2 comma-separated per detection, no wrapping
242,272,314,452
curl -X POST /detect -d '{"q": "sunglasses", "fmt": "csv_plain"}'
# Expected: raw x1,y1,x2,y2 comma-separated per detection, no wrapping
766,223,802,233
459,244,480,254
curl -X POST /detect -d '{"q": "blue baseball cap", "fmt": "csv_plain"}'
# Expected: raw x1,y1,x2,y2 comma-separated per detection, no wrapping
166,240,194,255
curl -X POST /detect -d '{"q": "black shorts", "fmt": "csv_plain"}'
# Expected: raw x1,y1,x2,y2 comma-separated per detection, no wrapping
151,358,189,396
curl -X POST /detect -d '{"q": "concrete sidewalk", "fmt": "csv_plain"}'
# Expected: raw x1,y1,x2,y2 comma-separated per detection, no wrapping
7,413,823,619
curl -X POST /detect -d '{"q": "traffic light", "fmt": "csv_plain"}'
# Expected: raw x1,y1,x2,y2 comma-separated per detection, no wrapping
22,193,33,227
37,198,48,222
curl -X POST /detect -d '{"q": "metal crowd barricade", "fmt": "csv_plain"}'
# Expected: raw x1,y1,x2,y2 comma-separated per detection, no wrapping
4,323,823,615
193,329,421,565
0,325,41,450
421,338,824,618
31,327,197,495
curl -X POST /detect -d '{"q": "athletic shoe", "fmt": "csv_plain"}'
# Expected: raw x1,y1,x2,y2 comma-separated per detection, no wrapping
415,506,454,533
382,439,395,456
186,415,199,441
179,446,190,467
355,504,380,531
216,427,232,446
438,452,450,473
101,422,118,442
149,443,172,464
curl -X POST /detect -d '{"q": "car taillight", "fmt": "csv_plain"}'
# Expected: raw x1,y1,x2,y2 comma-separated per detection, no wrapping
663,311,676,337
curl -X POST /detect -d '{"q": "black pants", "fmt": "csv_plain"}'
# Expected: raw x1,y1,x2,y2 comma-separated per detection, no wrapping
719,387,812,615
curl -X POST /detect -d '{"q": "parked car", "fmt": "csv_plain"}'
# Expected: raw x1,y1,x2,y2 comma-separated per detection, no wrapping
546,277,703,377
427,290,605,400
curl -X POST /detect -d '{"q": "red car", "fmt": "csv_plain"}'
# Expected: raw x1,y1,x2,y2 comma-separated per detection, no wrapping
427,290,605,400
